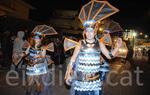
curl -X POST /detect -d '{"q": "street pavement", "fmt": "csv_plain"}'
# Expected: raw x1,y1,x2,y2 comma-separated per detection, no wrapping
0,56,150,95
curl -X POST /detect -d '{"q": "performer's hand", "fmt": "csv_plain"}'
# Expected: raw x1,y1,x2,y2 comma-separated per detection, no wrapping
116,38,122,48
64,68,73,85
64,70,72,80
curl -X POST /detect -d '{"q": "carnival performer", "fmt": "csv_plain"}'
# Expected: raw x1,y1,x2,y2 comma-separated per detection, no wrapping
23,25,56,95
64,1,122,95
65,21,122,95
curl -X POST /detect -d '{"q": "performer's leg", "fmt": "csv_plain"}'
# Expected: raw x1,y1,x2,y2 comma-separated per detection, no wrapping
75,90,101,95
26,76,37,95
94,90,102,95
75,90,91,95
17,60,23,69
70,85,75,95
40,72,52,95
26,76,34,95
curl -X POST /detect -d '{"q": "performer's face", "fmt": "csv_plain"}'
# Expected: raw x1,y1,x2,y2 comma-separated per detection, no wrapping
85,27,95,39
34,38,41,45
85,25,98,40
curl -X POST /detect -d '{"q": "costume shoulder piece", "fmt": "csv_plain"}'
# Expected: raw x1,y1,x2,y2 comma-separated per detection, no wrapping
100,19,123,33
42,42,54,52
64,37,79,51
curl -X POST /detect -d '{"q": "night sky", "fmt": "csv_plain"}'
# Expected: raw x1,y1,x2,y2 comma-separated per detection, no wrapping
24,0,150,34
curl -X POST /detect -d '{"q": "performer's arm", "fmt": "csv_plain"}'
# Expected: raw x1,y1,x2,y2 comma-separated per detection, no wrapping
65,41,81,80
69,42,81,67
24,46,30,55
100,38,122,59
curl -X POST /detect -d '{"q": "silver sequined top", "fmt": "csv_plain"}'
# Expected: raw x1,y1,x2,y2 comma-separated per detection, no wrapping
74,40,102,91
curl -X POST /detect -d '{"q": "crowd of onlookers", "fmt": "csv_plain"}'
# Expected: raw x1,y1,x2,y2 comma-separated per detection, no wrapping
133,47,150,61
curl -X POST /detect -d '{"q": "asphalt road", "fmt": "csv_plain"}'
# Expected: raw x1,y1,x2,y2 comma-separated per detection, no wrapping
0,57,149,95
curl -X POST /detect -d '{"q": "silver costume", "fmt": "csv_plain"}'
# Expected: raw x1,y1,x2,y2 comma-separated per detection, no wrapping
25,47,51,95
26,48,48,76
74,40,102,91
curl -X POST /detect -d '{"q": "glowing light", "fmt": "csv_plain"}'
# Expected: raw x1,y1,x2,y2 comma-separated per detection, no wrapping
119,49,127,53
83,20,95,27
138,48,141,51
99,27,103,31
145,35,148,38
140,32,143,35
132,32,137,37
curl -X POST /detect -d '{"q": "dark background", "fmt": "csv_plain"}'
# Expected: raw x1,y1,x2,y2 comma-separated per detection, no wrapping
23,0,150,35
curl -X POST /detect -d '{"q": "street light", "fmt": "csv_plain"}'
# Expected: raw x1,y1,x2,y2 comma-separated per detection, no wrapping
132,32,137,37
125,29,128,32
132,31,137,54
140,32,143,35
145,35,148,39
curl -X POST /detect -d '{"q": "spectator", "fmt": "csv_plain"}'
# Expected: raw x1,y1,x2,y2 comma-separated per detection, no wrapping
12,31,26,69
1,31,13,67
